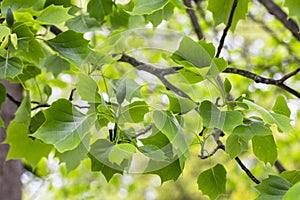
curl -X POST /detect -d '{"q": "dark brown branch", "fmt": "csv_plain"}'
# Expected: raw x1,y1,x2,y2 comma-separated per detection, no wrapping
235,157,261,184
117,54,193,100
69,88,76,101
274,160,286,173
31,104,50,111
258,0,300,41
50,25,62,35
223,67,300,99
199,129,260,184
132,124,153,139
6,93,21,106
183,0,204,40
216,0,239,58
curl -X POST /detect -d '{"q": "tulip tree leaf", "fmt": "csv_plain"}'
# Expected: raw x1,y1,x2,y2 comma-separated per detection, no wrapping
197,164,227,200
199,100,243,133
255,175,291,200
33,99,96,152
46,30,91,68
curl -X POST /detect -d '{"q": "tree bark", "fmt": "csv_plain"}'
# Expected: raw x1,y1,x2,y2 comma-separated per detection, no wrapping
0,80,23,200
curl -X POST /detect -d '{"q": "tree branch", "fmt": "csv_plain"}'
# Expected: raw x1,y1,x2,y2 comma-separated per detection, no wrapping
223,67,300,99
234,157,261,184
132,124,153,139
183,0,204,40
199,129,261,184
216,0,239,58
117,54,193,100
6,93,21,106
258,0,300,41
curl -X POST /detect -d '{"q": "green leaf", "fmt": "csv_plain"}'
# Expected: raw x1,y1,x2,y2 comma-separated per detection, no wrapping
4,121,53,168
130,0,168,15
224,78,232,95
207,0,250,31
177,68,204,84
116,79,126,104
128,15,145,28
33,99,96,152
30,111,46,133
281,170,300,185
16,65,41,82
171,36,214,68
226,134,248,158
108,143,136,165
197,164,227,200
145,157,184,183
88,139,124,181
6,7,14,27
0,26,11,41
283,181,300,200
87,0,113,22
138,145,168,161
120,101,149,123
252,135,277,165
44,0,72,7
1,0,44,14
255,175,291,200
199,100,243,133
66,14,102,33
36,5,72,24
272,95,291,117
226,122,272,158
113,78,142,103
77,73,102,103
46,30,91,68
244,99,293,133
284,0,300,23
206,58,227,78
56,134,90,173
145,3,174,27
153,110,188,156
0,83,6,110
44,54,70,77
0,118,4,128
163,91,197,114
0,56,23,79
14,92,31,126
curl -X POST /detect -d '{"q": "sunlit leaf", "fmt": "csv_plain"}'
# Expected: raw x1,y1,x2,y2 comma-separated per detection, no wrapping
0,56,23,79
46,30,91,68
77,73,102,103
252,135,277,165
272,95,291,117
33,99,97,152
281,170,300,185
199,100,243,133
130,0,168,15
255,175,291,200
207,0,250,31
171,36,214,68
37,5,72,24
197,164,227,200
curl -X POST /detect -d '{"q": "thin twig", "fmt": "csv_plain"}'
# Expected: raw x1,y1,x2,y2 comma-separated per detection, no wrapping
183,0,204,40
223,67,300,99
132,124,153,139
216,0,239,58
31,104,50,111
235,157,261,184
258,0,300,41
69,88,76,101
